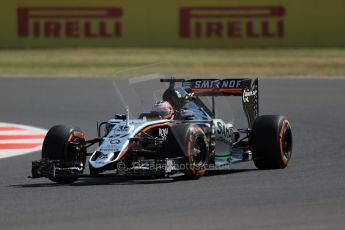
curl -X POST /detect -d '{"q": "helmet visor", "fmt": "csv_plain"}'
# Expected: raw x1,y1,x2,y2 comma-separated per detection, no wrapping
157,108,172,117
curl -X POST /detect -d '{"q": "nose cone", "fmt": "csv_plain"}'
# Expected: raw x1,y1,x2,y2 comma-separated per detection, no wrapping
89,151,116,169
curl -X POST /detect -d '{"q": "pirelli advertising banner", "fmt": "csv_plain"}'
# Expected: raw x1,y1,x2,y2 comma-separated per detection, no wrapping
1,0,344,48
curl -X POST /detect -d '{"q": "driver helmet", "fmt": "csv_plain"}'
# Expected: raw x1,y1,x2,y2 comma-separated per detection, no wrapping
151,101,174,119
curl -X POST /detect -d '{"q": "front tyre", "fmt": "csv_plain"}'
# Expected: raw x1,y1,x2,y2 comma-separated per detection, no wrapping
251,115,293,169
183,126,209,179
42,125,86,184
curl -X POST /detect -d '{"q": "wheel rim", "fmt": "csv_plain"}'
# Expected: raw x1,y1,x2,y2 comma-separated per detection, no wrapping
67,137,86,164
191,138,206,167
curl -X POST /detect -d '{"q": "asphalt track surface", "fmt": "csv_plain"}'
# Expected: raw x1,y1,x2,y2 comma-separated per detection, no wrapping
0,77,345,230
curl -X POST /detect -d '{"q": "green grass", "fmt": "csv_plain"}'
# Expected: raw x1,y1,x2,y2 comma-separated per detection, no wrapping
0,48,344,77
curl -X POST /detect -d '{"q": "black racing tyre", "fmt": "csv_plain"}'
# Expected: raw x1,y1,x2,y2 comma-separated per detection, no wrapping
42,125,86,184
171,125,209,180
165,124,209,180
251,115,293,169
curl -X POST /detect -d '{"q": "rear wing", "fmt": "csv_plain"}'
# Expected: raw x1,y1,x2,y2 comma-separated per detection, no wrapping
160,78,259,128
182,79,244,96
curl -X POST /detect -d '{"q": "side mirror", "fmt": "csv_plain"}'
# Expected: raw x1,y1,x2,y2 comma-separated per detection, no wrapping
115,114,126,120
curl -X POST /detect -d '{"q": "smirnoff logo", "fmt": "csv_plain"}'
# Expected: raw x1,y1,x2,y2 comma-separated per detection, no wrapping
17,7,123,38
193,79,242,89
180,6,285,39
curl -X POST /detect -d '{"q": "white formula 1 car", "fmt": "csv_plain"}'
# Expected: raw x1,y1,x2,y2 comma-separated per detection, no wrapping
31,78,292,184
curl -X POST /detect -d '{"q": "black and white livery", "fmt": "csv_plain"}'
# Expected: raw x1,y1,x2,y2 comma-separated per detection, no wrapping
31,78,293,183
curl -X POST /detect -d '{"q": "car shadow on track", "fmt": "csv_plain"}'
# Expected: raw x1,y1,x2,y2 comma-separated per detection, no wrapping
11,168,257,188
205,168,257,177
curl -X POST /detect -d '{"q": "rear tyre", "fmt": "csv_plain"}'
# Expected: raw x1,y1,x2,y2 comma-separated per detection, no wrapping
42,125,86,184
251,115,292,169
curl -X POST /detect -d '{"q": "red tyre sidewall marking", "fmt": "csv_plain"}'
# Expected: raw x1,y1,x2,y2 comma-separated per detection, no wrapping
279,120,290,165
